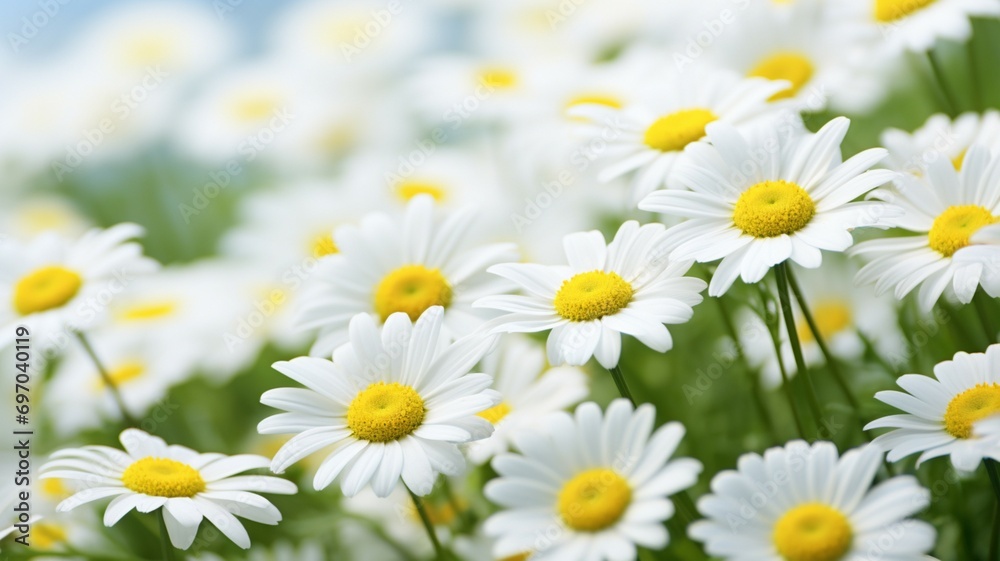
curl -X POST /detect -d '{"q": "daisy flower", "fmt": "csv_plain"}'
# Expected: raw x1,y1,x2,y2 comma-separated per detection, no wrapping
882,111,1000,175
39,429,297,550
689,440,935,561
570,67,789,202
640,117,897,296
484,399,702,560
476,220,706,369
465,335,589,464
851,144,1000,310
259,307,499,496
0,223,158,349
297,194,518,357
865,344,1000,471
839,0,1000,54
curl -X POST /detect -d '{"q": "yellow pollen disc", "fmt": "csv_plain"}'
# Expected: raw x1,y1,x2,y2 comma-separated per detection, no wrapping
311,233,339,257
499,554,533,561
748,52,815,100
944,383,1000,439
122,457,205,498
93,362,146,392
553,271,634,322
397,181,448,203
230,94,279,122
117,301,178,321
13,266,83,316
374,265,453,322
557,468,632,532
478,402,512,424
479,67,519,89
418,498,466,526
32,522,68,550
952,149,967,170
566,94,623,110
773,503,853,561
347,382,426,442
874,0,937,22
42,477,72,499
928,205,997,257
643,108,717,152
797,301,852,343
733,180,815,238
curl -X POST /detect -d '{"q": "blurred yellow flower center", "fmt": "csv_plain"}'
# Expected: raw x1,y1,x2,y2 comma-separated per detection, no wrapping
93,362,146,392
944,383,1000,439
566,94,623,110
122,457,205,498
499,554,533,561
311,233,339,257
554,271,634,322
32,522,68,550
952,149,967,170
117,301,177,321
374,265,453,321
557,468,632,532
748,52,814,100
347,382,426,442
478,402,512,424
479,67,519,89
643,108,717,152
797,301,852,343
875,0,937,22
397,181,448,203
42,478,72,499
13,266,83,315
773,503,853,561
928,205,997,257
230,94,279,122
733,180,816,238
123,35,172,67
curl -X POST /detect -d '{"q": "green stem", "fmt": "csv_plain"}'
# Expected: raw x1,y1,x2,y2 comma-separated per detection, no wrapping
441,477,475,532
968,33,984,111
857,330,897,379
759,286,807,440
158,510,177,561
75,332,138,426
609,364,636,406
927,49,959,116
986,460,1000,560
407,485,447,560
973,291,997,344
774,264,823,438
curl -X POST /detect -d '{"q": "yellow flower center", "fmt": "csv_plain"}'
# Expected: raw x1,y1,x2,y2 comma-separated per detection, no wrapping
311,233,339,258
773,503,853,561
733,180,816,238
553,271,634,322
374,265,453,322
478,402,512,424
32,522,68,550
230,94,279,122
499,554,533,561
479,67,519,89
557,468,632,532
92,362,146,392
952,149,967,170
565,94,623,110
748,52,815,100
944,383,1000,439
116,301,178,321
928,205,997,257
397,181,448,203
643,108,717,152
797,301,852,343
123,35,172,67
41,477,72,500
121,457,206,498
874,0,937,22
347,382,426,442
13,266,83,315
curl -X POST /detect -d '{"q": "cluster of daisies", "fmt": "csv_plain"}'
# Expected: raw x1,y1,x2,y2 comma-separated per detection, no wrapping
5,0,1000,559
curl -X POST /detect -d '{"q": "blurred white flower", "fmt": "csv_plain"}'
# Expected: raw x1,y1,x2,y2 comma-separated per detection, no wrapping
881,110,1000,175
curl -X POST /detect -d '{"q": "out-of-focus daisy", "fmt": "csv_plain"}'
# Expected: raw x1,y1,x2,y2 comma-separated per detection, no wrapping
571,67,788,202
0,195,91,241
866,344,1000,471
852,144,1000,310
260,307,499,496
40,429,297,550
191,540,326,561
465,335,589,464
0,224,158,349
839,0,1000,53
882,111,1000,175
297,194,517,356
0,476,104,556
484,399,702,560
689,440,935,560
477,221,706,368
342,484,463,558
640,117,897,296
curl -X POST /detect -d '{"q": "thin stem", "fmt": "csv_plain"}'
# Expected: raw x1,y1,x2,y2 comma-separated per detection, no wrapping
986,460,1000,560
927,49,959,116
857,330,897,379
441,477,474,531
75,332,138,426
715,295,779,443
973,291,997,344
785,268,871,442
968,33,984,111
758,286,807,440
157,510,177,561
609,364,636,406
774,264,824,437
407,485,446,560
